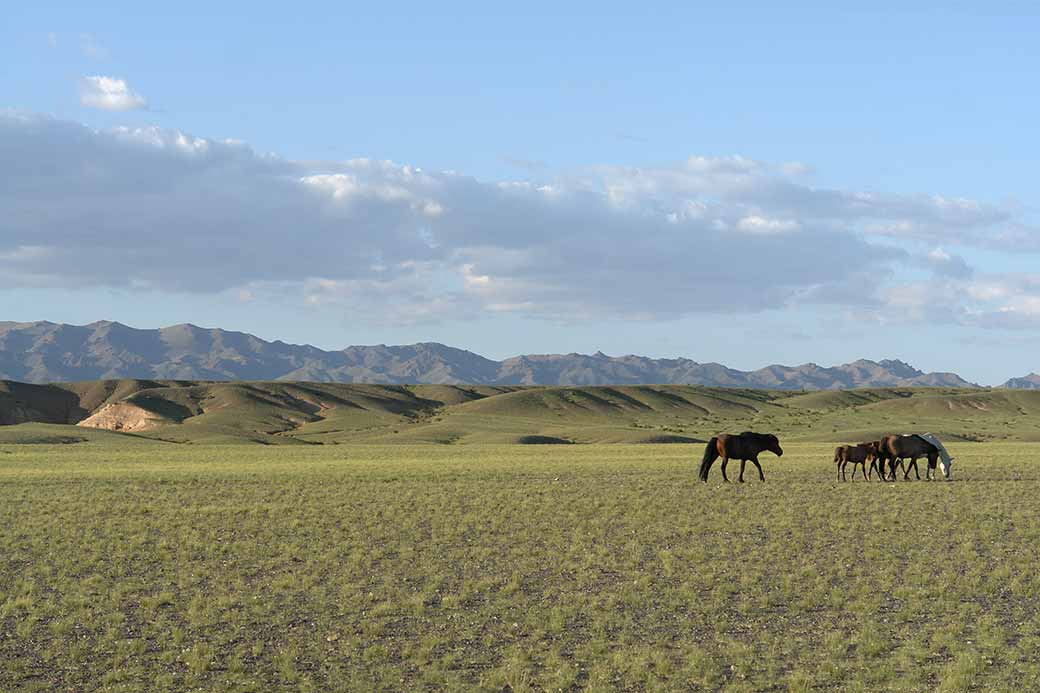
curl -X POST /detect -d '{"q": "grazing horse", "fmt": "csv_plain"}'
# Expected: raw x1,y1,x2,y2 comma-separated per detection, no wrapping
834,442,881,481
878,433,953,481
919,433,954,480
699,432,783,483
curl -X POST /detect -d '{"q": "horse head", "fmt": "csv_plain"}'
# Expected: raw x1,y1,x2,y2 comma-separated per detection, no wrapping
921,433,953,480
766,434,783,457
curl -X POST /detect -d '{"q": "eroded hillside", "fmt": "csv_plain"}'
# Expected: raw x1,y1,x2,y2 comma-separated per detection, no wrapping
1,379,1039,444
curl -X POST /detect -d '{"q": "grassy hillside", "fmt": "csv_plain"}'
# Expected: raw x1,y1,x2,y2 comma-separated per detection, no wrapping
0,422,155,446
3,380,1040,444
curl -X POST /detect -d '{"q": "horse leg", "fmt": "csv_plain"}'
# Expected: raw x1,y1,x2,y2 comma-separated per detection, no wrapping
721,457,730,482
738,459,746,483
840,459,847,481
911,458,920,480
752,458,765,482
858,461,867,481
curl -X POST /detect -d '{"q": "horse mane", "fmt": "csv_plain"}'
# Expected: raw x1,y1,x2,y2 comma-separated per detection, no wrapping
918,432,953,465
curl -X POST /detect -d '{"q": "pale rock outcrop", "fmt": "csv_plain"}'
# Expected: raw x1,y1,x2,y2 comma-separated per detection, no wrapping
77,402,168,432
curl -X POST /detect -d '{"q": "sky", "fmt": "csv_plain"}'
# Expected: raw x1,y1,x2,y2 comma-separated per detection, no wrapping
2,2,1040,384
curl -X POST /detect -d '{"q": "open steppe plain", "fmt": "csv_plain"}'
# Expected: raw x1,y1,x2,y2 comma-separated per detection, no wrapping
2,434,1040,691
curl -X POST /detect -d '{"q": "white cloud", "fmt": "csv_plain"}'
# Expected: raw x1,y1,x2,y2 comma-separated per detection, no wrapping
926,247,973,278
79,76,147,111
736,215,800,234
879,274,1040,329
0,112,1036,328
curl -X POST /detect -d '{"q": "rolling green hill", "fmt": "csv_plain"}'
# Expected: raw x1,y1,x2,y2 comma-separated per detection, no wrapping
1,379,1039,445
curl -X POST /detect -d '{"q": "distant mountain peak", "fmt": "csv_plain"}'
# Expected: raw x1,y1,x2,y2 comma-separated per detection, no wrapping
1003,372,1040,389
877,358,922,376
0,319,986,389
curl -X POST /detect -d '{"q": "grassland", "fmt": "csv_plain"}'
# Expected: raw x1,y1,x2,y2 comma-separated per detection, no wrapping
3,437,1040,691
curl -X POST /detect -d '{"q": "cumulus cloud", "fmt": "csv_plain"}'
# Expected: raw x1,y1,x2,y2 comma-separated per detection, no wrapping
965,276,1040,328
79,76,147,111
0,112,1035,327
877,273,1040,329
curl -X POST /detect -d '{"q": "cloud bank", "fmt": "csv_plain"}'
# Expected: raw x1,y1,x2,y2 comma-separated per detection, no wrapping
0,112,1036,326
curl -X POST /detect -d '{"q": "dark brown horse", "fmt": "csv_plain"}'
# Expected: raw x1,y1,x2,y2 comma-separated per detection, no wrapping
699,432,783,482
834,442,881,481
877,434,942,480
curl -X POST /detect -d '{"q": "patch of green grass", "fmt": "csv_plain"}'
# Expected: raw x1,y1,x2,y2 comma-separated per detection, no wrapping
2,440,1040,689
0,422,154,445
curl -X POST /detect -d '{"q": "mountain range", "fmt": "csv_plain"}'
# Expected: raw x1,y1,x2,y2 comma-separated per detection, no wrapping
0,320,1029,389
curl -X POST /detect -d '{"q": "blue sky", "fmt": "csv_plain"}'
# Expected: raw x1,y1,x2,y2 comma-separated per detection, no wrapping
3,2,1040,383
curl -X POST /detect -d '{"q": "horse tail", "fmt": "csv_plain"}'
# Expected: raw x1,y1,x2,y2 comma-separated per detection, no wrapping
699,437,720,482
833,446,844,465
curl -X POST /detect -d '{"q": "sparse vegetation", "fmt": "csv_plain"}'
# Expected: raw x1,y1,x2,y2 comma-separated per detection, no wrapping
2,439,1040,690
9,380,1040,445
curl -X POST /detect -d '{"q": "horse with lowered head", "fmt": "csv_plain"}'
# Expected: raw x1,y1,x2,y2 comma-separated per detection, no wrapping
699,432,783,483
877,433,953,481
